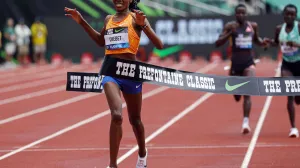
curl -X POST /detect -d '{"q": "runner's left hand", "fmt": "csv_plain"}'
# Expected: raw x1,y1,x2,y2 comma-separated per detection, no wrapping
133,10,146,27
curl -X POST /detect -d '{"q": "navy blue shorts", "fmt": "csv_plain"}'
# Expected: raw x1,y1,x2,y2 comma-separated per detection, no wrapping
101,76,142,94
281,59,300,76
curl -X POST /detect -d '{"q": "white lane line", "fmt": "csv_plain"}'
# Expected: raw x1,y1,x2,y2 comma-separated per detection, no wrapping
0,62,186,122
0,76,65,94
1,143,300,153
0,65,100,94
0,93,98,125
0,62,217,161
0,64,58,80
0,86,168,161
240,62,281,168
0,86,65,106
0,65,101,105
115,92,214,167
0,64,87,85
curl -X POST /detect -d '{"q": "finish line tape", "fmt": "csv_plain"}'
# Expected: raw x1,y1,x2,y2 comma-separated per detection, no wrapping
66,56,300,96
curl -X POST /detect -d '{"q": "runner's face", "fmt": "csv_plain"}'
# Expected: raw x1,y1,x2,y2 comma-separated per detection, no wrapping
284,7,296,25
235,7,246,23
113,0,131,12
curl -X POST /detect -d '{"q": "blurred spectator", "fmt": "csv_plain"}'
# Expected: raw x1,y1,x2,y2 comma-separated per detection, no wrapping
15,18,31,66
31,17,48,65
0,30,2,49
3,18,17,68
0,30,2,66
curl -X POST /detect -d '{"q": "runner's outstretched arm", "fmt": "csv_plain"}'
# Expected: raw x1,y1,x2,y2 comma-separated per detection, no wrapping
64,7,109,47
79,16,111,47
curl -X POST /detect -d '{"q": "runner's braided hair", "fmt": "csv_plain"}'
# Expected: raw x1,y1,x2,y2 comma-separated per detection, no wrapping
129,0,140,12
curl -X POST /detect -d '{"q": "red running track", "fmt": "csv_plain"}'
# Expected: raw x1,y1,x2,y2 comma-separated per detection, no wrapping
0,58,299,168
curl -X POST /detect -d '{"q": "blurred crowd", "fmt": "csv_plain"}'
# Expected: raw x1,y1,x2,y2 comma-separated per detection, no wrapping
0,17,48,69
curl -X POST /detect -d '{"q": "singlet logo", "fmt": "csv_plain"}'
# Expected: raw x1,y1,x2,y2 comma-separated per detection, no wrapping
114,28,125,33
107,29,113,35
246,26,252,32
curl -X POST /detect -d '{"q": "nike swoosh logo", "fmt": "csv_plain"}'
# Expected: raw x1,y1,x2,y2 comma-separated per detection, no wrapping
115,28,124,33
136,84,142,88
153,45,184,58
225,80,250,91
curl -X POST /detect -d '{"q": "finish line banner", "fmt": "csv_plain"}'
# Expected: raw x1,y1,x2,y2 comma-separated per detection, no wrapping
66,56,300,96
66,72,104,93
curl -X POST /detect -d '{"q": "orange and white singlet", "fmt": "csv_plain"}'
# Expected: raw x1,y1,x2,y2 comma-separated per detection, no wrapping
104,13,140,55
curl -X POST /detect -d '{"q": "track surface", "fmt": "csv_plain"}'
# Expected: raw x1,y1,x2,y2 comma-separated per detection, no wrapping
0,58,299,168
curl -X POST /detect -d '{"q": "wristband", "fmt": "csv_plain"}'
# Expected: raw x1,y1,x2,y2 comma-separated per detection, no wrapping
141,24,148,29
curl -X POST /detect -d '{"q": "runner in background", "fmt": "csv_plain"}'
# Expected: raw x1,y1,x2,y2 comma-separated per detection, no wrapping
215,4,269,134
268,4,300,138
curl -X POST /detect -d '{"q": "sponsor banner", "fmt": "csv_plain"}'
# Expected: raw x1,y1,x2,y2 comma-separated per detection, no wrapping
44,15,282,62
66,57,300,96
139,18,224,46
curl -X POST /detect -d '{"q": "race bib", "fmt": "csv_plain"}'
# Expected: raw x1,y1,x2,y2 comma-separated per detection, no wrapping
104,27,129,50
235,34,252,49
281,42,299,57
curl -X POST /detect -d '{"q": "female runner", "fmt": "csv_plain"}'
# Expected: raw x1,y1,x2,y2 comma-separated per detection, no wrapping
65,0,164,167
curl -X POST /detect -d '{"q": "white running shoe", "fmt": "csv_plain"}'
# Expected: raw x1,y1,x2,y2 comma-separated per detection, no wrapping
241,122,251,134
136,149,148,168
289,128,299,138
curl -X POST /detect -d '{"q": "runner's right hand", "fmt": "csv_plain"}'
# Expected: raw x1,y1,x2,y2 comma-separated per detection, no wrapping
64,7,83,24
